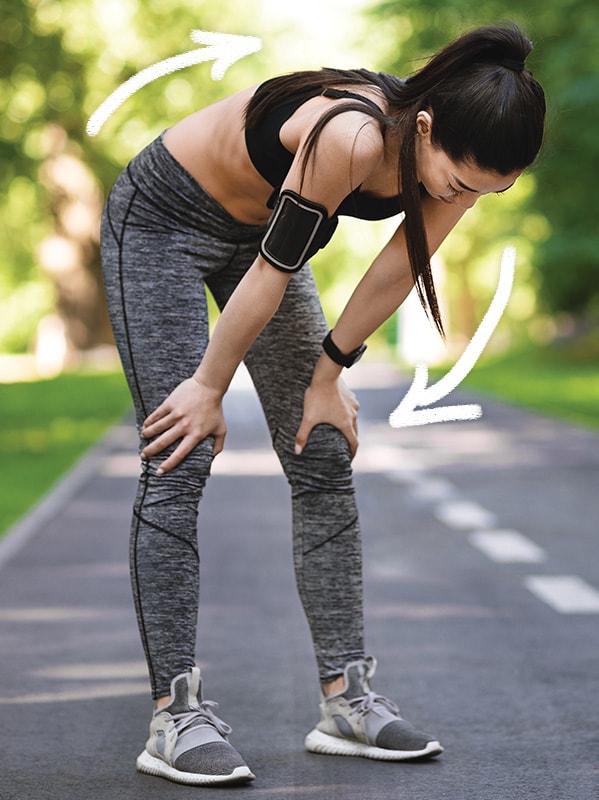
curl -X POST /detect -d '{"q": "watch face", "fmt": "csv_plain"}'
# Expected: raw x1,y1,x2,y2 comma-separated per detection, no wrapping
352,343,367,365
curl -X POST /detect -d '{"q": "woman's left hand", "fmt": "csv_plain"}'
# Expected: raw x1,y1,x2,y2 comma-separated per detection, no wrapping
294,375,360,458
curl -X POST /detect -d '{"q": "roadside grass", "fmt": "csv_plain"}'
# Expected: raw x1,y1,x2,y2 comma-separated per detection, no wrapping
0,370,131,537
431,343,599,430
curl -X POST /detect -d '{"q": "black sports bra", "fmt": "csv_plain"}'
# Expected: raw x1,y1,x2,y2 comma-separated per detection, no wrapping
245,80,403,221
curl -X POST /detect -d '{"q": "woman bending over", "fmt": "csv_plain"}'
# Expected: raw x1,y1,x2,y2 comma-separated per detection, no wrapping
101,22,545,786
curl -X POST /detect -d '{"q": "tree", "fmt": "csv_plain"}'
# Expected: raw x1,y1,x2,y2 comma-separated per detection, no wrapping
0,0,267,358
1,0,391,361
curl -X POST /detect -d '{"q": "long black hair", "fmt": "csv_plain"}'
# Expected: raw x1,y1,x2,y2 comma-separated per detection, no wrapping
245,24,546,335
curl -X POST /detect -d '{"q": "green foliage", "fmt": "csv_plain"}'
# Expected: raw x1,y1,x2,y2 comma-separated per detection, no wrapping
0,0,273,354
453,344,599,430
369,0,599,325
0,0,380,354
0,369,131,535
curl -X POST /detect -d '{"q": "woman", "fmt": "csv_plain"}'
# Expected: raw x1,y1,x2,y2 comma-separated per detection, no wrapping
101,23,545,786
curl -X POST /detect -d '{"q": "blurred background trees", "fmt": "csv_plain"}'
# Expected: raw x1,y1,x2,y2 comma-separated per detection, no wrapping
1,0,598,376
0,0,265,372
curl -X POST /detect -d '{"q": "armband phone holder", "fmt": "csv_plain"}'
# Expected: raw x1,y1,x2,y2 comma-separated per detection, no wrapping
260,190,330,273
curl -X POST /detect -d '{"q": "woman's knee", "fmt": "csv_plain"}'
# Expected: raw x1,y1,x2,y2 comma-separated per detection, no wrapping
279,423,354,494
139,436,215,500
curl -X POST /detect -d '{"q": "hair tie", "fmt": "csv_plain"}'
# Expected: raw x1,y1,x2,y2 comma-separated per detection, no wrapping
498,57,525,72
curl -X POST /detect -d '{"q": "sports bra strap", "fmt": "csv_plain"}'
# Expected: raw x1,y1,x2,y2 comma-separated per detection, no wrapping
321,88,383,113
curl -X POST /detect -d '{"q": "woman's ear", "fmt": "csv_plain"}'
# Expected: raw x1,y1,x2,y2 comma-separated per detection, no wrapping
415,110,433,139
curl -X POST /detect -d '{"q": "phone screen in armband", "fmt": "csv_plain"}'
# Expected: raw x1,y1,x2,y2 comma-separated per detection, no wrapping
260,190,328,272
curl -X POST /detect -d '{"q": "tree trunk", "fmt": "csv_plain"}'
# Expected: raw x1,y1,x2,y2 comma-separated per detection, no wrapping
37,125,113,356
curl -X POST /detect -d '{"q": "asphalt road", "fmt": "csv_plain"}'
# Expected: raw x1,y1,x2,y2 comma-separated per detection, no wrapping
0,363,597,800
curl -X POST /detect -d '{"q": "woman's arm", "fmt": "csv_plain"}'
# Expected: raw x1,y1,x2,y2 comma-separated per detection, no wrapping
332,193,466,350
295,193,468,455
140,258,292,472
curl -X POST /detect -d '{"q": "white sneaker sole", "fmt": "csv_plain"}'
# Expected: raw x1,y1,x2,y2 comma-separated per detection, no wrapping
136,750,255,785
304,729,443,761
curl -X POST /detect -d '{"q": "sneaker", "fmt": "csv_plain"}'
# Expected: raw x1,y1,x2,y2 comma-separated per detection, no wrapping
304,656,443,761
136,666,255,785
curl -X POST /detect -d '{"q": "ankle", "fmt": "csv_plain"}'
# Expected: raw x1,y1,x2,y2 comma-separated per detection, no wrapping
155,695,171,710
322,675,345,697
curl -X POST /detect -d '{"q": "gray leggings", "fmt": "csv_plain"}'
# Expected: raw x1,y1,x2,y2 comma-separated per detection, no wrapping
101,134,364,698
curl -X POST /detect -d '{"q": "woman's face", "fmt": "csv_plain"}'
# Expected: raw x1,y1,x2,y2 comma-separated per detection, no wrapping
414,111,522,209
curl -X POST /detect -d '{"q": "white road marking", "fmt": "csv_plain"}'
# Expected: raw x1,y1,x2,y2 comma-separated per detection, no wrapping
384,468,428,485
367,603,502,619
409,476,458,502
33,661,148,681
525,575,599,613
0,681,150,704
470,530,546,563
0,606,122,622
435,500,497,530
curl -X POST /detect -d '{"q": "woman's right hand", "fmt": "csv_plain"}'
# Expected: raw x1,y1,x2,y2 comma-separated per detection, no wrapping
295,374,360,459
140,376,227,474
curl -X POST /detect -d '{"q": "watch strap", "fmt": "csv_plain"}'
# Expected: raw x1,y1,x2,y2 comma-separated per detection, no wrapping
322,330,367,368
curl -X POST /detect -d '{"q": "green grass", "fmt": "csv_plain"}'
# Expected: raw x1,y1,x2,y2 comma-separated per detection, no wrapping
0,370,131,537
434,344,599,430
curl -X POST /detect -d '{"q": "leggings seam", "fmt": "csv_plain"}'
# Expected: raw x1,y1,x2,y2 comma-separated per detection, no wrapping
113,182,159,697
114,181,148,420
131,476,157,696
105,190,120,244
302,514,359,557
132,507,200,559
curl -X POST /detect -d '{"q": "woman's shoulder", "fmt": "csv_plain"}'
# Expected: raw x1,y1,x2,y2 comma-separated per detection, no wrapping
280,89,386,158
325,106,384,150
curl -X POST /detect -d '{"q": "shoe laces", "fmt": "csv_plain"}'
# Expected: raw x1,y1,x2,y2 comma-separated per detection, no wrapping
171,700,232,739
347,690,400,718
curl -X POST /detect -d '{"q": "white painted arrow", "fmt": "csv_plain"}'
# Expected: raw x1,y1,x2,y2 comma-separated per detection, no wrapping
87,30,262,136
389,246,516,428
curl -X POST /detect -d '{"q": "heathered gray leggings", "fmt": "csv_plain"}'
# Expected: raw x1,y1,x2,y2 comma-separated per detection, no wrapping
101,134,364,698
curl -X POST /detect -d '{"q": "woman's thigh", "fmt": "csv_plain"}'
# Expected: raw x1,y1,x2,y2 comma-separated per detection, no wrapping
208,263,354,492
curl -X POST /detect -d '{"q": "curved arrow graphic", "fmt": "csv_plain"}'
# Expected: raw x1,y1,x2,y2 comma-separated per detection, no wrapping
87,30,262,136
389,246,516,428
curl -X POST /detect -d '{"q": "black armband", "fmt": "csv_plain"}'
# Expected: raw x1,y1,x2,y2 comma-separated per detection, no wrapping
323,330,367,368
260,189,331,273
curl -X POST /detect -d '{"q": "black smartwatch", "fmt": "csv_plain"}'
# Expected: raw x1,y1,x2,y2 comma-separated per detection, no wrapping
322,330,367,368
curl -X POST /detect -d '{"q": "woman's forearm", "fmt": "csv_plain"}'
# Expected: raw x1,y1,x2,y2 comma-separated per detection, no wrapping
329,197,465,356
193,257,292,393
328,231,415,357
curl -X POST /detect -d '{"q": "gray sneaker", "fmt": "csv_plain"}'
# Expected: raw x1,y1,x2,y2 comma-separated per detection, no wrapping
304,656,443,761
136,666,255,785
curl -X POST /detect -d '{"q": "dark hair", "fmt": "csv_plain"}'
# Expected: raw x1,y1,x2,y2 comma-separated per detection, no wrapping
245,24,546,335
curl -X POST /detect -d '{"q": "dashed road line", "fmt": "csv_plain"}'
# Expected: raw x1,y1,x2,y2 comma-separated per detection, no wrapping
434,499,497,530
524,575,599,614
0,682,150,705
385,469,599,615
408,476,457,502
0,606,124,622
469,530,546,564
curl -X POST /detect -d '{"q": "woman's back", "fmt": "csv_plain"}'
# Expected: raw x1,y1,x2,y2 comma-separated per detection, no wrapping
162,82,393,225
